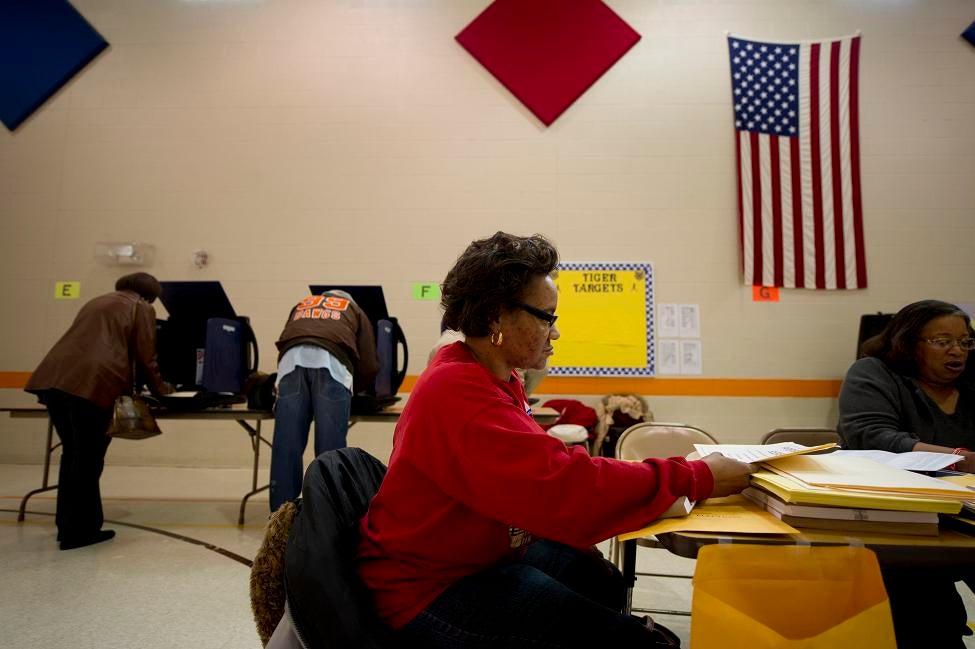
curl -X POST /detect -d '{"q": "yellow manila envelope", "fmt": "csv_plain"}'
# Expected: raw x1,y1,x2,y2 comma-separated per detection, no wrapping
618,495,797,542
691,545,896,649
939,473,975,490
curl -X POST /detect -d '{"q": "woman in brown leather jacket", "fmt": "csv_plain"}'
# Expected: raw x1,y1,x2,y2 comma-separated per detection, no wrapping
25,272,173,550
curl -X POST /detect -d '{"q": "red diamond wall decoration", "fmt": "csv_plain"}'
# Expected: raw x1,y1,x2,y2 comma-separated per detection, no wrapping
456,0,641,127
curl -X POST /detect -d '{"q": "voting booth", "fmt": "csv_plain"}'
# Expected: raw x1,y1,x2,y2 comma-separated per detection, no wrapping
856,313,893,359
309,285,408,413
156,281,258,395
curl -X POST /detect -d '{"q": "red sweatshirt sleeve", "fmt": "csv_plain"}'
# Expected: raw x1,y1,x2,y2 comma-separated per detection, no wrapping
399,369,715,548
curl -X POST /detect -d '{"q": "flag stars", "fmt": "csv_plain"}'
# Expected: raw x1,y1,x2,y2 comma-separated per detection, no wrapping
729,38,800,135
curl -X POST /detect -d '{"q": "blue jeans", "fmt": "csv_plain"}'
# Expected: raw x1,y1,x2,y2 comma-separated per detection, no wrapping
269,366,351,511
398,541,659,648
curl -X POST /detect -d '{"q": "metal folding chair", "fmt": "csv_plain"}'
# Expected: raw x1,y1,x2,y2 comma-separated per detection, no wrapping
761,427,840,449
611,422,718,616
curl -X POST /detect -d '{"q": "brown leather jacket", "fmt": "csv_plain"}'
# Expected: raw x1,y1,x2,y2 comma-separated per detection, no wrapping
25,290,169,410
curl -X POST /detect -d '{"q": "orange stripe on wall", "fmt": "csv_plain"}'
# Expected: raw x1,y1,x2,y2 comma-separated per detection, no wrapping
0,372,33,389
1,372,840,398
399,375,840,398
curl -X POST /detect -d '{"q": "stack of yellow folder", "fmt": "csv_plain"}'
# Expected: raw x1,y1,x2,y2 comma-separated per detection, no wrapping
762,454,974,500
749,470,963,514
742,485,943,536
746,453,970,535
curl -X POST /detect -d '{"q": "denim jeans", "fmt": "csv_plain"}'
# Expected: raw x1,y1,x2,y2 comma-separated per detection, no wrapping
398,540,659,648
269,366,351,512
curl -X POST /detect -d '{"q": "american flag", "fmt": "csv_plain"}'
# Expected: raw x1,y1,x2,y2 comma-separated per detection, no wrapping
728,34,866,289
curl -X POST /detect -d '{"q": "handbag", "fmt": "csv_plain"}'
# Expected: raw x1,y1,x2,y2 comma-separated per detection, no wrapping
107,393,162,440
690,544,896,649
106,300,163,440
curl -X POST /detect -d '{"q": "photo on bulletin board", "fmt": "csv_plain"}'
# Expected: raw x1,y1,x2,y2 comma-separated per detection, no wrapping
548,262,654,376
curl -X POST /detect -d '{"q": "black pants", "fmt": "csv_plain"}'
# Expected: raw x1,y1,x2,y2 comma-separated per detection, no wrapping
44,390,112,543
882,568,973,649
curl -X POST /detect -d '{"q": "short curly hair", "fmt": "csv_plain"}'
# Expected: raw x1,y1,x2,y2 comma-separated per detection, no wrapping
115,272,162,303
862,299,972,378
441,232,559,337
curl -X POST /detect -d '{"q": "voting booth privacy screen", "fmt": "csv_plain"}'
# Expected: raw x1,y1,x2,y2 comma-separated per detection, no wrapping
548,262,654,377
156,281,258,394
856,313,893,359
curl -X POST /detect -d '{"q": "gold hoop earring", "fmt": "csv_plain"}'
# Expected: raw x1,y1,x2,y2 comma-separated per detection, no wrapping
490,331,504,347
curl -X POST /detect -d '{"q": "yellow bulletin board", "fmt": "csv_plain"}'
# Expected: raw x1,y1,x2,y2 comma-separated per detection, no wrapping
549,262,654,377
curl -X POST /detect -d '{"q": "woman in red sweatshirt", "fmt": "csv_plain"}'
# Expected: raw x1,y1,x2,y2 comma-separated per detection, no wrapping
356,232,753,648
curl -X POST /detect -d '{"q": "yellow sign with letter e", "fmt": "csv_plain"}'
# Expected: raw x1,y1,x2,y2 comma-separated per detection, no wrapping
54,282,80,299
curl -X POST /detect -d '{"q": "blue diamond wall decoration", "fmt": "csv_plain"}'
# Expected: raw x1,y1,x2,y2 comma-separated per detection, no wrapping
0,0,108,131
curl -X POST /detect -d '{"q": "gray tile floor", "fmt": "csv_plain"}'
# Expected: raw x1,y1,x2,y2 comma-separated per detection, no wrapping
1,463,972,648
1,464,267,649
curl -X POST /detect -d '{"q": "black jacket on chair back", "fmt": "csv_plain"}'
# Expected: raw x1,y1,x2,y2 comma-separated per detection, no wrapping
284,448,397,649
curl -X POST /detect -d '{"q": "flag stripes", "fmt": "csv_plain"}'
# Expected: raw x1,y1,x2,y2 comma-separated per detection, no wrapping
730,34,866,289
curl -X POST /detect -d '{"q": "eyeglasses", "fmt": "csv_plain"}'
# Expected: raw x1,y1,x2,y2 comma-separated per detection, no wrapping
515,302,558,328
921,337,975,351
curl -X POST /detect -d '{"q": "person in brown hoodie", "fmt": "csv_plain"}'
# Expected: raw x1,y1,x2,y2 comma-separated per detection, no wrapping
25,272,173,550
269,289,378,512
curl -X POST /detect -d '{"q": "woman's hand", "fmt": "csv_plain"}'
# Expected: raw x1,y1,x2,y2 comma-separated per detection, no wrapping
955,450,975,473
700,453,756,498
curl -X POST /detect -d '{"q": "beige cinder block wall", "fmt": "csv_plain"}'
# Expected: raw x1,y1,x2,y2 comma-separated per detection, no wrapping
1,0,973,466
